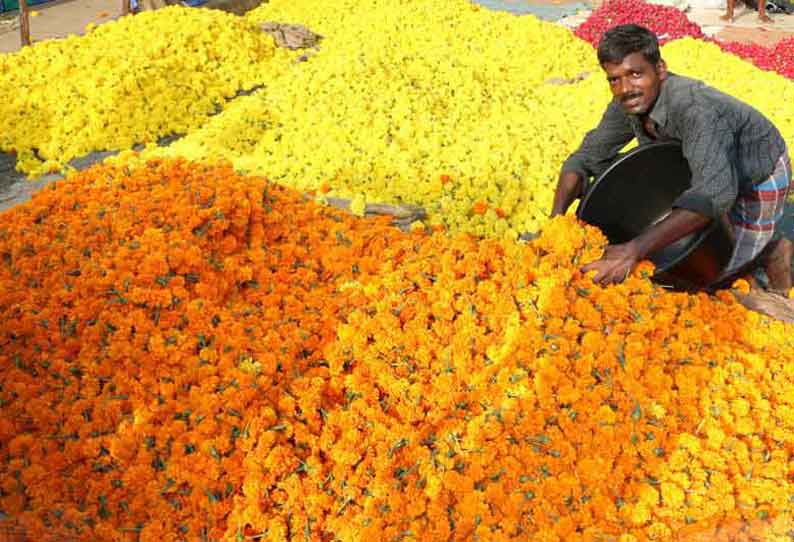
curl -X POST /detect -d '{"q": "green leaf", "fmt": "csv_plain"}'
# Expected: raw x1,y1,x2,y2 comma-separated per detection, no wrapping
388,438,408,458
631,402,642,422
210,446,221,462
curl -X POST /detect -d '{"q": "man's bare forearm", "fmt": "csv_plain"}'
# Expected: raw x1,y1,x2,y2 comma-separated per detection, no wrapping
630,208,712,259
550,171,585,217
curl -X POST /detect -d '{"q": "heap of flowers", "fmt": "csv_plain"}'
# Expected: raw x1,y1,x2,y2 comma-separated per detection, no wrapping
0,7,286,178
137,0,794,240
577,0,794,83
149,0,602,238
0,160,404,541
3,160,794,541
575,0,704,46
718,36,794,81
229,214,794,541
3,0,794,241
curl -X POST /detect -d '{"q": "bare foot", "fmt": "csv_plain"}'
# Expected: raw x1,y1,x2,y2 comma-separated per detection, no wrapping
764,238,793,291
758,13,774,23
720,13,734,21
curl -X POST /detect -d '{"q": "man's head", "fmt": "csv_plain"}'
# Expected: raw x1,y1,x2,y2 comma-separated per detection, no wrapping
597,25,668,116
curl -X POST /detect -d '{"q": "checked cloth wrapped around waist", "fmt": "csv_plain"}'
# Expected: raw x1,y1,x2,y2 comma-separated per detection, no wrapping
723,150,792,277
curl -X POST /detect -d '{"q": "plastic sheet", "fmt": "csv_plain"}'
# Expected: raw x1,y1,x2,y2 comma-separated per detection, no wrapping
471,0,589,20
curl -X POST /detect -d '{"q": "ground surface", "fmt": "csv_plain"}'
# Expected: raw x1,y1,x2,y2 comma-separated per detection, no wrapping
0,0,120,53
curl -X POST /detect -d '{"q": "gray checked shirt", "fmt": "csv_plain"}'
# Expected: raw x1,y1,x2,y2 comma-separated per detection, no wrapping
562,73,787,220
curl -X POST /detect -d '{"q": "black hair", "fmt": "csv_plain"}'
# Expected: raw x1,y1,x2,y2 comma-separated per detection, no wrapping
596,24,661,66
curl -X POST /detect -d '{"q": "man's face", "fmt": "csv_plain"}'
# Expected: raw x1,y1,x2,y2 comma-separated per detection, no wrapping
602,52,667,116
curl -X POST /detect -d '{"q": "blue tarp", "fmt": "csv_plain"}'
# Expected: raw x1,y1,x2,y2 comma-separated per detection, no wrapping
0,0,54,13
471,0,589,20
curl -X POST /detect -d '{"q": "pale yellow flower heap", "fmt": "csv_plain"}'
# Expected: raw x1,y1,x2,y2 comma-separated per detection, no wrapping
154,0,603,237
17,1,793,237
0,7,282,177
146,1,794,238
662,39,794,155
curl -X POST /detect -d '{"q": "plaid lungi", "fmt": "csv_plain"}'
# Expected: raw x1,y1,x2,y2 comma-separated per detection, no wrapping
723,151,792,276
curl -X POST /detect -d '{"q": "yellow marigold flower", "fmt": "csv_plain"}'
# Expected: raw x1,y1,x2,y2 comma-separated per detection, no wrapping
648,402,666,419
677,433,701,454
731,278,751,294
638,485,660,508
349,194,367,217
646,522,672,540
629,502,651,525
705,426,726,449
660,482,685,508
731,398,751,417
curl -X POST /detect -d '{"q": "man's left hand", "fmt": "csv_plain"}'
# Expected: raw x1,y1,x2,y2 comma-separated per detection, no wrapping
581,242,641,285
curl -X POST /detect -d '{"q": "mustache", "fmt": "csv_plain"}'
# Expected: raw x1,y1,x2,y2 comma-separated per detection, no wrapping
621,93,643,103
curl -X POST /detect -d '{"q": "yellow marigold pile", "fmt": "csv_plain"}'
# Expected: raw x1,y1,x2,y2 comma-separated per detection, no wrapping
3,2,794,241
662,38,794,152
2,160,794,541
151,0,601,236
134,1,794,239
0,7,285,177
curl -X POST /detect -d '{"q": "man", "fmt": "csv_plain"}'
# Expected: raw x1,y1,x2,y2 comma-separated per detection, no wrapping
551,24,792,292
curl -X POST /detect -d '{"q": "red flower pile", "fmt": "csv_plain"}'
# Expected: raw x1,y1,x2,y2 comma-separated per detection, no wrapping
575,0,704,47
717,36,794,80
576,0,794,82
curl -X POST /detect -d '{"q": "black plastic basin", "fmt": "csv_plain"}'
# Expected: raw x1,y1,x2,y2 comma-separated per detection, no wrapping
576,141,734,290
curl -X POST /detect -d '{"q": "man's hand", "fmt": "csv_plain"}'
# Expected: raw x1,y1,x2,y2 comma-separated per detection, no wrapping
580,208,711,287
581,242,641,285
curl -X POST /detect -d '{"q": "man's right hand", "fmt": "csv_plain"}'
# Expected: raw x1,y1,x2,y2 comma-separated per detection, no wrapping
550,170,585,218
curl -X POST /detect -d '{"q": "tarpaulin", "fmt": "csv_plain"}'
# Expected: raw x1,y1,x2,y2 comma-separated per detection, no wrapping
471,0,590,20
0,0,54,13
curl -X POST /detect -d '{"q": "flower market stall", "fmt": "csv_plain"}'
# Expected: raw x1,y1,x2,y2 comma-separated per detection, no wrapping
2,1,794,541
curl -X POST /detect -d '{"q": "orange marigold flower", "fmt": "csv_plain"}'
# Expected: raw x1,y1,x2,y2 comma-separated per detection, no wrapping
471,201,488,215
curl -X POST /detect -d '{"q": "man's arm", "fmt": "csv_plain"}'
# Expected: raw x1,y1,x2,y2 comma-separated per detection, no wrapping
583,106,740,285
550,171,585,217
552,101,635,217
581,208,711,284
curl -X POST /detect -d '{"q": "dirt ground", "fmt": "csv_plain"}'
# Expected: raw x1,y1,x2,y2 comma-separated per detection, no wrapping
0,0,121,53
0,0,262,53
686,3,794,44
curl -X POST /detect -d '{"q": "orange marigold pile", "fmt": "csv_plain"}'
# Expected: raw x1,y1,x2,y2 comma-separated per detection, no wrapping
0,160,402,541
241,219,794,541
2,160,794,541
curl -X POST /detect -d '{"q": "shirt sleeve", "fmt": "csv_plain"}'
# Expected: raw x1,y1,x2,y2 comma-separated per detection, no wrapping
561,100,635,181
673,110,738,220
